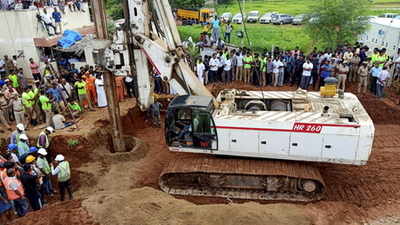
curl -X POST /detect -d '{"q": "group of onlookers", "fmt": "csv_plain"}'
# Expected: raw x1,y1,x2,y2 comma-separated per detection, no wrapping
195,44,399,98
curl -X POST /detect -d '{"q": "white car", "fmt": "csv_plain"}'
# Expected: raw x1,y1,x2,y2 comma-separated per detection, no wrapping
220,12,232,22
259,12,277,24
232,13,246,24
246,10,260,23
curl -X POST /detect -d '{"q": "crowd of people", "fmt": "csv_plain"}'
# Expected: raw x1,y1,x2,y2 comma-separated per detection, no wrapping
195,43,399,98
0,54,141,133
0,53,143,219
0,0,85,12
0,123,72,220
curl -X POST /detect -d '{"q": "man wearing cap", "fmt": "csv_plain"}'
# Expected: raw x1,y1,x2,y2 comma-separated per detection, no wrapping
51,154,72,201
20,164,42,211
37,127,54,151
17,134,30,162
3,168,28,217
9,123,26,145
7,144,20,165
36,148,54,197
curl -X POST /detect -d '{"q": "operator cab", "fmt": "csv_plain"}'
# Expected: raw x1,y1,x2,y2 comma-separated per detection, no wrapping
165,95,218,150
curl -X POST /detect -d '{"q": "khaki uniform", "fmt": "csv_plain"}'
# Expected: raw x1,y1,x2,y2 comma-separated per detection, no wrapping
349,56,360,82
357,66,369,93
0,97,10,128
336,64,350,91
11,97,25,126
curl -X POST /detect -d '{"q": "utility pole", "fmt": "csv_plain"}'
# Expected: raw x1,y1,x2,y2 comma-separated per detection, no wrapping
90,0,126,152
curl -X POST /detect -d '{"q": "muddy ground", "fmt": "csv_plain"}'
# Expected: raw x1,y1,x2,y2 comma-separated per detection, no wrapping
6,83,400,225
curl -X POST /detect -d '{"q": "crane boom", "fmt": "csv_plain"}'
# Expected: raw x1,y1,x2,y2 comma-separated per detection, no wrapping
126,0,213,110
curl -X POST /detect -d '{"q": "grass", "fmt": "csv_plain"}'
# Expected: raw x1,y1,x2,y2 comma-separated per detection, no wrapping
178,24,322,52
177,0,400,52
208,0,400,16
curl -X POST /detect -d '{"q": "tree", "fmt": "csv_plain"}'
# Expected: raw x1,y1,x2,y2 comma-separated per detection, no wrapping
305,0,371,49
169,0,205,9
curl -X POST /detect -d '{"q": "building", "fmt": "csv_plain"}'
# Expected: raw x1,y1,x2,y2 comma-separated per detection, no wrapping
0,3,94,77
359,17,400,56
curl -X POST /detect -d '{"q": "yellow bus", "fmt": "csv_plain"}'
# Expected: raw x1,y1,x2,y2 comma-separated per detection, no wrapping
176,8,215,23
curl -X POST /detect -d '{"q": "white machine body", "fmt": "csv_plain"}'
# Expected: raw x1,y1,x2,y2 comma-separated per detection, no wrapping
167,90,375,166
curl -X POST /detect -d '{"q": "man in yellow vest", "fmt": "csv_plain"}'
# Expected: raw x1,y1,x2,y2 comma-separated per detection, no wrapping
243,52,253,83
38,91,53,126
21,86,38,128
4,168,28,217
36,148,54,197
74,77,94,111
51,154,72,201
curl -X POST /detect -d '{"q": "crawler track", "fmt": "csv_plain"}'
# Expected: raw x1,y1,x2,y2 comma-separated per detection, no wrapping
160,155,325,202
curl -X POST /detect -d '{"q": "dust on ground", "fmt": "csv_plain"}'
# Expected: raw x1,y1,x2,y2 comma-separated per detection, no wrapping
9,83,400,225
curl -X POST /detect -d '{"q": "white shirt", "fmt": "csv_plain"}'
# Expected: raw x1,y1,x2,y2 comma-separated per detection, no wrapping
209,58,219,71
125,76,133,83
273,60,283,73
236,55,243,67
53,114,66,129
41,13,52,24
302,62,313,76
224,59,232,71
377,70,390,85
196,63,205,77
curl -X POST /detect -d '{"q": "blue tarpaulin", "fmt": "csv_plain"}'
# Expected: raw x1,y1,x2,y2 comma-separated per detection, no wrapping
57,30,83,48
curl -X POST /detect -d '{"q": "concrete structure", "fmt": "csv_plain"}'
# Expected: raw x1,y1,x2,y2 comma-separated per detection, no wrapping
0,3,94,76
359,17,400,56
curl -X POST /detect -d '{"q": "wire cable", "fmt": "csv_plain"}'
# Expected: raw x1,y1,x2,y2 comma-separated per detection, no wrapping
236,0,251,48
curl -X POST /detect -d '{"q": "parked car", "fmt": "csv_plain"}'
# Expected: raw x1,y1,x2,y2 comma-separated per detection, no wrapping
220,12,232,23
259,12,277,24
292,14,306,25
271,14,293,25
232,13,246,24
246,10,260,23
379,13,398,18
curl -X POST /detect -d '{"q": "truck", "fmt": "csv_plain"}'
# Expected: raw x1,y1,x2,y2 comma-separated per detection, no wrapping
176,8,215,24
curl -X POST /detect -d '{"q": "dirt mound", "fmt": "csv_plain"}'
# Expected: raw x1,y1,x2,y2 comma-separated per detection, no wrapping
83,187,313,225
359,96,400,125
8,200,99,225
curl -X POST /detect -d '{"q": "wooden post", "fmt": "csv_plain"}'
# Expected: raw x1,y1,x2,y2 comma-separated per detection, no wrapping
90,0,125,152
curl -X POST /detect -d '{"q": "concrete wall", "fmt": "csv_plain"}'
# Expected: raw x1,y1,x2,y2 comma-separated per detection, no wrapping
0,3,93,74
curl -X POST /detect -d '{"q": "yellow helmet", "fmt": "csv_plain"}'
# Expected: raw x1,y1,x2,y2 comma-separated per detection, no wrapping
25,155,36,164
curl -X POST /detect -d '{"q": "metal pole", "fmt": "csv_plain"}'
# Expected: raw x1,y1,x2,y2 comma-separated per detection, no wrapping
90,0,126,152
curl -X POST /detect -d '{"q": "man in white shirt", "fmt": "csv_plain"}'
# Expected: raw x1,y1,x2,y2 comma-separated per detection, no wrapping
208,54,219,83
300,58,313,90
40,8,56,35
272,58,283,86
376,66,390,98
235,52,243,81
196,59,205,84
222,57,232,82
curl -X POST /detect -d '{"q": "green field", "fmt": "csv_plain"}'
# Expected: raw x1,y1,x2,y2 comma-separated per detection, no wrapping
211,0,400,16
177,0,400,52
178,24,319,52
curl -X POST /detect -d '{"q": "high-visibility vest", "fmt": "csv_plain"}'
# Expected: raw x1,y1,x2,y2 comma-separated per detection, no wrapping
3,176,24,201
37,131,49,148
37,157,51,175
39,95,52,111
57,161,71,182
243,56,253,69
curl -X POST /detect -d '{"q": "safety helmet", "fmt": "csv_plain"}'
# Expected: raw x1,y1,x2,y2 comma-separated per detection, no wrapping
7,144,17,151
25,155,36,164
16,123,25,131
55,154,65,162
29,147,38,153
45,126,55,133
19,134,28,141
38,148,47,156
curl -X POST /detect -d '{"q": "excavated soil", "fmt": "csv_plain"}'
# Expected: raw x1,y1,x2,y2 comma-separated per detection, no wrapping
11,83,400,225
8,200,99,225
